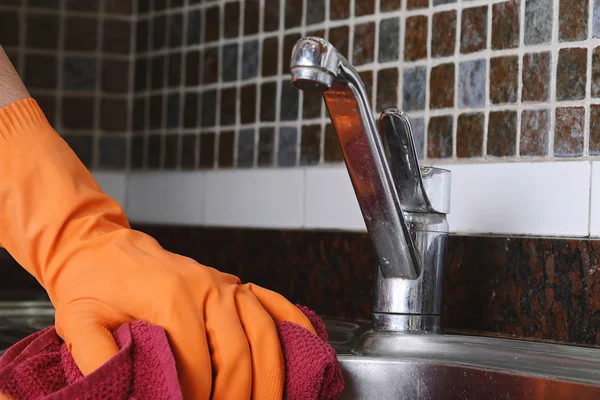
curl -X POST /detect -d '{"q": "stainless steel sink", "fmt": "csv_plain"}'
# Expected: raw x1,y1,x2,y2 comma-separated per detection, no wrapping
324,320,600,399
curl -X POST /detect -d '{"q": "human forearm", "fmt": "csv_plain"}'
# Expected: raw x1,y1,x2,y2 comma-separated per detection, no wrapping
0,46,29,109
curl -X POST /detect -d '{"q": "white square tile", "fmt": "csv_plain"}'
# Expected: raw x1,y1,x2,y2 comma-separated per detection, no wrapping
203,169,304,228
588,162,600,236
92,172,127,209
434,162,591,236
304,167,366,231
126,172,205,224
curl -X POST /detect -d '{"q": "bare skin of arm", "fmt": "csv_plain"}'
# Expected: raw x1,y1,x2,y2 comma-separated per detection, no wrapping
0,47,30,109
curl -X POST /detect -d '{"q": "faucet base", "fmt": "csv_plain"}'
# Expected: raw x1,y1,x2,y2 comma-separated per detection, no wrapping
373,313,441,333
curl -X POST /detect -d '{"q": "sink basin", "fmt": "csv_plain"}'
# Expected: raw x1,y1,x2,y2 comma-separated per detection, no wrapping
323,320,600,399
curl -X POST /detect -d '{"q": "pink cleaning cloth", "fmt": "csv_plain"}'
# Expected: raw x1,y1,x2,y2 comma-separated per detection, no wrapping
0,306,344,400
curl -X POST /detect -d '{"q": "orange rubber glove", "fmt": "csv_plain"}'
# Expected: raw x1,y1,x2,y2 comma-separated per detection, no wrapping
0,98,315,399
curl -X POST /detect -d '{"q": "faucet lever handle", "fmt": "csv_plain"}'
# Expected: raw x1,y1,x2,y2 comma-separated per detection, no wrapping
379,110,451,215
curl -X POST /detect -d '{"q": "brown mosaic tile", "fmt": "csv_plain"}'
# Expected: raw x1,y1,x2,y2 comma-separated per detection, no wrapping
592,47,600,98
556,48,587,101
203,46,219,84
260,82,277,122
24,54,56,89
179,133,200,170
100,98,127,132
555,107,584,157
492,0,519,50
264,0,280,32
324,124,343,163
241,84,257,124
520,109,549,156
220,87,237,126
185,51,200,87
0,11,19,47
218,131,235,168
461,6,488,54
405,16,427,61
428,116,453,158
522,52,550,102
559,0,588,41
300,125,322,165
590,105,600,156
105,0,133,14
204,6,220,42
244,0,259,35
224,1,240,38
283,33,302,74
64,16,97,52
199,133,216,168
487,111,517,157
330,0,350,20
429,63,455,109
380,0,401,11
353,22,376,65
149,94,163,129
103,19,131,55
262,37,279,77
26,13,59,49
303,91,323,119
407,0,428,9
147,134,162,169
328,25,350,59
285,0,303,28
490,56,518,104
168,52,181,87
62,96,94,130
164,135,178,170
432,11,457,58
457,113,484,158
358,70,374,108
356,0,375,15
376,68,398,111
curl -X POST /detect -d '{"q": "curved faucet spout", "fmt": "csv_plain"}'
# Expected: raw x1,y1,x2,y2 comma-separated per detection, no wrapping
290,37,420,280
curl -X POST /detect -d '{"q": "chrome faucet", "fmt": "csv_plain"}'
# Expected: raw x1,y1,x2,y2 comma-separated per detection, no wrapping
290,37,451,333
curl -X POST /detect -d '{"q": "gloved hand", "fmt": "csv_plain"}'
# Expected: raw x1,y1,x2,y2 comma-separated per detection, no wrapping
0,97,315,399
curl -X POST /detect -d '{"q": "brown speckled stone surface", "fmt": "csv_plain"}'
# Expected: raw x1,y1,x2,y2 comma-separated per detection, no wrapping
376,67,398,111
593,47,600,98
491,0,519,50
487,111,517,157
457,113,483,158
429,63,455,109
490,56,518,104
330,0,350,20
432,10,456,58
559,0,588,41
407,0,428,9
428,115,453,158
522,52,550,102
520,109,549,156
381,0,401,11
353,22,375,65
3,229,600,346
555,107,584,157
556,48,587,101
590,105,600,156
461,6,487,54
405,15,428,61
328,25,350,59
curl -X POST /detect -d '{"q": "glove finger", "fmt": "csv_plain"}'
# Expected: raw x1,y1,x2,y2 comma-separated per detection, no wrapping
151,293,213,400
235,287,286,400
204,285,252,400
242,283,316,335
59,316,120,376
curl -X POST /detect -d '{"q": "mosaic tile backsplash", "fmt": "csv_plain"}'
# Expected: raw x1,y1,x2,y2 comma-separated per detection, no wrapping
2,0,600,170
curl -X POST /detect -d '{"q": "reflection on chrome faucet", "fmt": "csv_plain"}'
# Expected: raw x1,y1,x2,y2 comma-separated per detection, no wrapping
290,37,451,333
